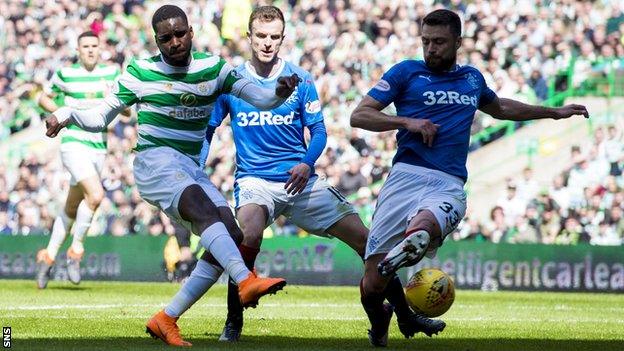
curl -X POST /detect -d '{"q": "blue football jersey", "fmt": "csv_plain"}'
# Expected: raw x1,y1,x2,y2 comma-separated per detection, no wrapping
210,60,324,182
367,60,497,181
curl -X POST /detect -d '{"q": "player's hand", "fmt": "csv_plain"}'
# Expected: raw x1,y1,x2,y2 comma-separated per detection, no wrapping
285,163,311,195
554,104,589,120
276,74,300,99
45,114,68,138
404,119,440,147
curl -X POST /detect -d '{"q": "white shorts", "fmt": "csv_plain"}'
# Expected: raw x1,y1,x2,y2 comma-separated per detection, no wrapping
365,162,467,259
60,148,106,186
234,175,357,236
133,147,228,230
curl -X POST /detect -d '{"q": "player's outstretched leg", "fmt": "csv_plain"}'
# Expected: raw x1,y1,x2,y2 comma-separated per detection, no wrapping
378,209,444,277
146,258,223,346
179,185,286,310
146,310,192,347
384,275,445,337
377,229,430,277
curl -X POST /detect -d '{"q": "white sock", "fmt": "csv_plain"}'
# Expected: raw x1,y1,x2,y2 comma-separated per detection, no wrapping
47,211,74,260
70,201,94,254
164,260,223,317
200,222,249,283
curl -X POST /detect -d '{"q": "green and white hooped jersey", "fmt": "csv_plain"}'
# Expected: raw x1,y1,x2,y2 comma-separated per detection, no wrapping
51,63,121,152
113,52,241,163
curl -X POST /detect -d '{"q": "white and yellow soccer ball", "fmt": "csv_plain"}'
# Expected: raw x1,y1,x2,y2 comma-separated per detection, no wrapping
404,268,455,317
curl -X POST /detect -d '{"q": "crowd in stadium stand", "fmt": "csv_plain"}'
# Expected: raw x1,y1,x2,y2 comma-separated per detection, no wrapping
0,0,623,246
457,123,624,246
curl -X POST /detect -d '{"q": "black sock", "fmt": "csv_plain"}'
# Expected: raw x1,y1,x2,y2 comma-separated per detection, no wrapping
225,246,258,324
384,275,412,320
360,279,387,334
226,279,244,324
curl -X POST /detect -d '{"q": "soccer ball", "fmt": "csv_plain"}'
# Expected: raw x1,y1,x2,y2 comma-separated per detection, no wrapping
404,268,455,317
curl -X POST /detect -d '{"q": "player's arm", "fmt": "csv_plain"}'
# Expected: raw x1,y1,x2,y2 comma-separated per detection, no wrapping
38,93,59,113
199,95,229,169
218,61,298,110
199,125,216,170
231,75,299,110
350,96,439,147
285,121,327,195
45,95,128,137
39,70,64,113
285,74,327,194
45,69,138,137
479,97,589,121
351,96,415,131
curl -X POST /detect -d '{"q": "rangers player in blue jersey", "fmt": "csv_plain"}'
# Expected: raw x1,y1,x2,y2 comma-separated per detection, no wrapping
200,6,443,344
351,9,589,346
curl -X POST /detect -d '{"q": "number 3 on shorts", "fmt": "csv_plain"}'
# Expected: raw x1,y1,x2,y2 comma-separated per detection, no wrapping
439,201,461,233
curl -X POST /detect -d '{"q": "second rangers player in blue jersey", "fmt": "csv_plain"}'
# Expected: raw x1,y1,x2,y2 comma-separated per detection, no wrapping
201,5,442,344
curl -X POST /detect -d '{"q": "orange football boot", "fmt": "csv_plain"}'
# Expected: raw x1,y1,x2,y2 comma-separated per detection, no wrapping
145,310,192,347
238,270,286,308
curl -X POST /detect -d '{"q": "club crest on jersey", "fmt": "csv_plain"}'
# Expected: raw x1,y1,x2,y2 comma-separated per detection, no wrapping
465,73,479,89
285,87,299,105
197,82,208,94
180,93,197,107
229,70,242,80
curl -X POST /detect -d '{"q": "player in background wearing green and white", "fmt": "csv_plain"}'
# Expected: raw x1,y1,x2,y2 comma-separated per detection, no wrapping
36,31,128,289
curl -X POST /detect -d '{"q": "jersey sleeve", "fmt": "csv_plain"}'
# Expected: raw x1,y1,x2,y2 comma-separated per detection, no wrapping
47,69,66,106
112,62,140,106
217,60,243,94
48,70,65,95
366,61,406,107
299,72,323,126
113,67,122,80
477,70,498,108
209,94,230,127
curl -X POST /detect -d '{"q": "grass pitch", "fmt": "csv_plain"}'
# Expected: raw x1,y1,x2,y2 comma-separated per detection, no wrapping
1,279,623,351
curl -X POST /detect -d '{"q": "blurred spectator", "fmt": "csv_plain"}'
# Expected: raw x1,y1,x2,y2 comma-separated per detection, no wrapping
336,160,368,196
455,123,624,246
0,211,13,235
0,0,622,248
496,183,526,226
528,70,548,102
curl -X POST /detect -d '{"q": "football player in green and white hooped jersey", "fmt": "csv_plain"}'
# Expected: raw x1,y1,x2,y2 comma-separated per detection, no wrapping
44,5,299,347
36,31,128,289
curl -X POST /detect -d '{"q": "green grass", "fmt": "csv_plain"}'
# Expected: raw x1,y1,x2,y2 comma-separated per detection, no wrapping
1,279,623,351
